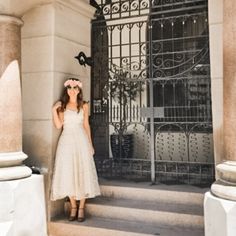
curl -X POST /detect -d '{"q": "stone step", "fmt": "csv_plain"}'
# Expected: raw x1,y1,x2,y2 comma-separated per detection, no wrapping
99,179,207,206
49,217,204,236
86,197,204,229
50,180,207,236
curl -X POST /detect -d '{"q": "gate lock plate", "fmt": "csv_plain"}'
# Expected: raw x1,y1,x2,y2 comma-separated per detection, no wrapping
140,107,164,118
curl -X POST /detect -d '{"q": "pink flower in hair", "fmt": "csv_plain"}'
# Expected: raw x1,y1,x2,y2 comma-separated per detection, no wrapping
64,79,82,88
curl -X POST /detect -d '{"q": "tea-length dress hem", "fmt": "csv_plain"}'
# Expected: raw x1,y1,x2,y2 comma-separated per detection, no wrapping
51,108,101,201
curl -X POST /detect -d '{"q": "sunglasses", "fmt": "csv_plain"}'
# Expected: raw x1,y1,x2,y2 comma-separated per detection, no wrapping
67,86,79,90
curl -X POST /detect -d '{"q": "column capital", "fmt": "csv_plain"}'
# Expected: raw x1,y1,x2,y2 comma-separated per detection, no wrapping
0,15,23,26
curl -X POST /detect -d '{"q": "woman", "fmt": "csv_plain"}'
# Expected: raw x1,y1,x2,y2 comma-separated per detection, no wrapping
51,78,100,222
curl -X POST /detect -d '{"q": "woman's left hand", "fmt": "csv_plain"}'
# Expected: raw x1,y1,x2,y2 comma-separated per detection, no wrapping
90,145,95,156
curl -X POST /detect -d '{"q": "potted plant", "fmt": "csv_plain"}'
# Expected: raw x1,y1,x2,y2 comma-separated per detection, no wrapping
109,68,143,160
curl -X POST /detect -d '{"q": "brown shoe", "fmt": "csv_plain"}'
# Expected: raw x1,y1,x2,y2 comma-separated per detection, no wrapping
77,208,85,222
68,207,77,221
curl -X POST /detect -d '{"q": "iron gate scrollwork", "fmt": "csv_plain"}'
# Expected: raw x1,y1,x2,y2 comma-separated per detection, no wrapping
90,0,214,185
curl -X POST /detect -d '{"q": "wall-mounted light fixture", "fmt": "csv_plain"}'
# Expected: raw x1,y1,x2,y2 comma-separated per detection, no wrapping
75,52,93,67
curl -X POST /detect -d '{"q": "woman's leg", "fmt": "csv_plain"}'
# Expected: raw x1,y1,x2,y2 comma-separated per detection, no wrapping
68,196,77,221
69,196,77,208
78,198,86,222
79,198,86,209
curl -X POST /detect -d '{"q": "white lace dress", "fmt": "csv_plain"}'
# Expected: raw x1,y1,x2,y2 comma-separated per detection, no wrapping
51,109,101,201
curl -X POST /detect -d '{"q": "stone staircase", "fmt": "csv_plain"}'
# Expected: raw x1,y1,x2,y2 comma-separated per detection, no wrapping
49,179,207,236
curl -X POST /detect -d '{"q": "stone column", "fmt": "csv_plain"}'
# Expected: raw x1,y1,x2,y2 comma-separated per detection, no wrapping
210,0,236,201
204,1,236,235
0,15,31,180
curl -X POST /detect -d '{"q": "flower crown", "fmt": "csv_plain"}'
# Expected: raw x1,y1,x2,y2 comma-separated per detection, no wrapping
64,79,82,88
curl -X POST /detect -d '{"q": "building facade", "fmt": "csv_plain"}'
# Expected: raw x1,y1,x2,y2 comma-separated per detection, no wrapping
1,0,236,235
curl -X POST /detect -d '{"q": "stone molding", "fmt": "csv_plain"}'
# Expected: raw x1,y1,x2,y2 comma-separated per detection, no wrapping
211,161,236,200
211,179,236,201
0,152,28,167
0,0,52,17
0,0,94,19
55,0,95,19
216,161,236,183
0,166,32,181
0,15,23,26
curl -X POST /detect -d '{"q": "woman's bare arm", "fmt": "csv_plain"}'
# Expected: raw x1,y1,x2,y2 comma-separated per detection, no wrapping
83,103,94,154
52,101,64,129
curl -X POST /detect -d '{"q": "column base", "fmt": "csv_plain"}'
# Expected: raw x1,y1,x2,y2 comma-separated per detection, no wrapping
0,151,28,167
0,151,32,180
216,161,236,183
211,179,236,201
204,191,236,236
0,165,32,181
211,161,236,201
0,175,47,236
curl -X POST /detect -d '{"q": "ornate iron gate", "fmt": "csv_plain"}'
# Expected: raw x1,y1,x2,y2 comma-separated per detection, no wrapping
90,0,214,184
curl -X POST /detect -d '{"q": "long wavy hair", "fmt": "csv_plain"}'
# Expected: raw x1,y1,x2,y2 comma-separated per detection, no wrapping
59,78,84,113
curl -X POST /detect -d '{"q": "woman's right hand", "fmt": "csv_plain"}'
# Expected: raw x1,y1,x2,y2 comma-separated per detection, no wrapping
52,101,62,112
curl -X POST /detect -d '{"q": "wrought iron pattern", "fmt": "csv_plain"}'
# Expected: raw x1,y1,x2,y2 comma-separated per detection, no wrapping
91,0,214,184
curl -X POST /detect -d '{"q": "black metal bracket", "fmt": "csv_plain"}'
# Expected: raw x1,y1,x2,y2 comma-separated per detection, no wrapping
75,52,93,67
90,0,100,10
